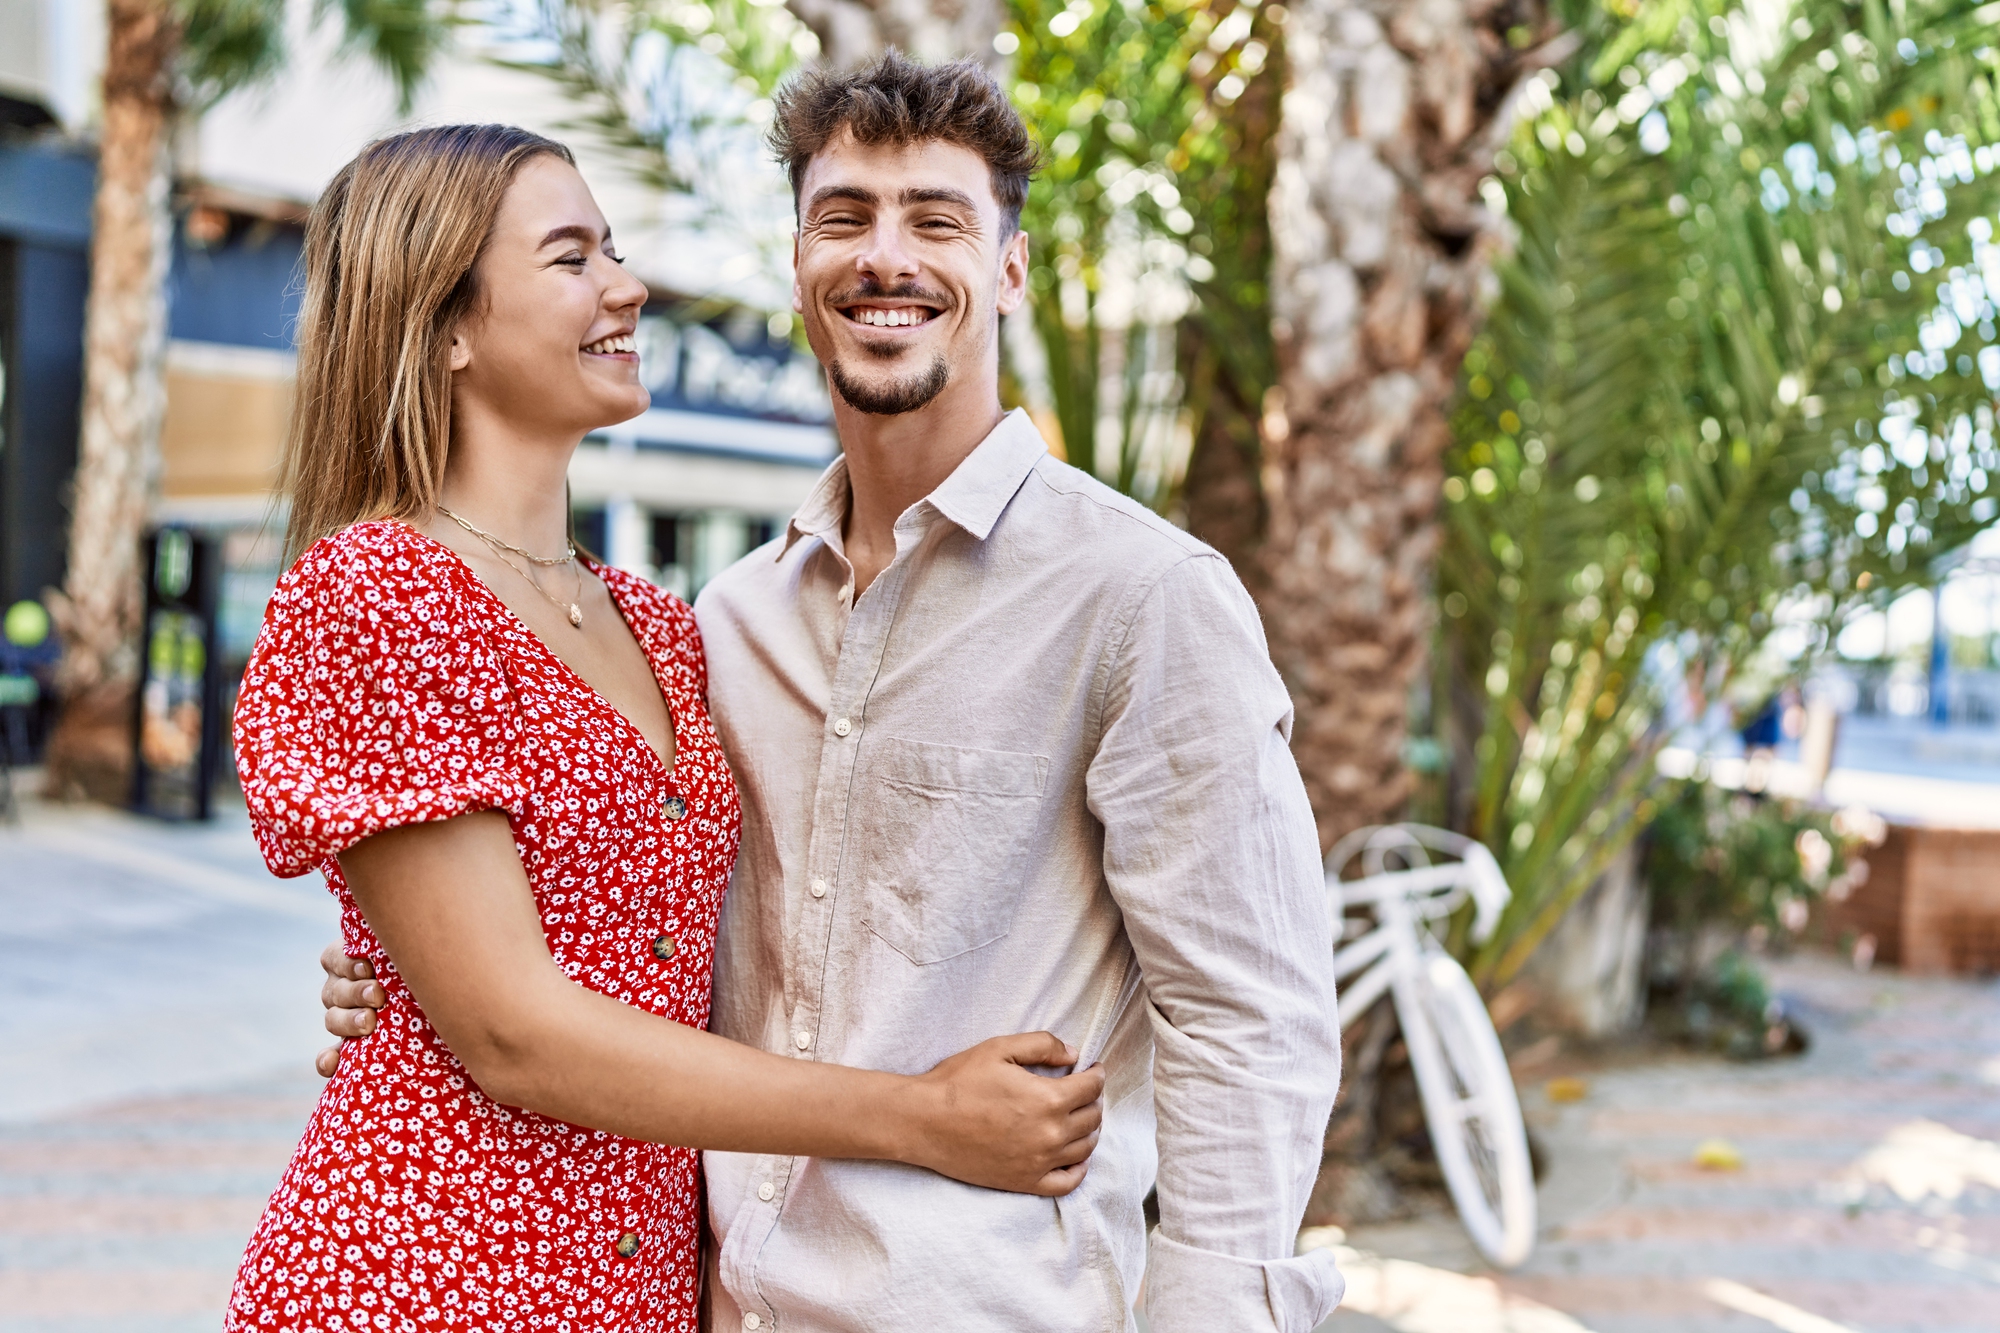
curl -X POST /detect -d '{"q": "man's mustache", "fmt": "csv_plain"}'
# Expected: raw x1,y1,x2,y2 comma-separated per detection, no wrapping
824,281,952,311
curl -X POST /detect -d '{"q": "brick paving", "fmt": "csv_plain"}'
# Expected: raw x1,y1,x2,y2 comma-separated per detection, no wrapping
5,792,1995,1332
1324,952,2000,1333
0,1074,319,1333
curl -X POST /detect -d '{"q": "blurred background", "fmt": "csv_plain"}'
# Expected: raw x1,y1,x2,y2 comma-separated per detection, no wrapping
2,2,1999,1331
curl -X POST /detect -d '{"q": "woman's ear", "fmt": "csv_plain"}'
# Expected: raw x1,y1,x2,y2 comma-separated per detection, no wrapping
449,328,474,372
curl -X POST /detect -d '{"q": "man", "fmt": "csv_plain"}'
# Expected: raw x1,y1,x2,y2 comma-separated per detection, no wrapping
321,53,1343,1332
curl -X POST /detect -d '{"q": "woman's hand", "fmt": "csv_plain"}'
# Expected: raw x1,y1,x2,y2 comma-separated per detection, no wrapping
902,1033,1104,1197
328,814,1103,1186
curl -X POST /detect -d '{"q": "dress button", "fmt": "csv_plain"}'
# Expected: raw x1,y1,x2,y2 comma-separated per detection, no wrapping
832,717,852,737
614,1231,640,1259
660,795,687,821
651,934,677,961
809,878,828,899
794,1031,813,1051
758,1180,776,1202
744,1315,763,1331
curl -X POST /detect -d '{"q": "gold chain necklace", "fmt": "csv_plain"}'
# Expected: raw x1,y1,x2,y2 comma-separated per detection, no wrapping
436,505,585,628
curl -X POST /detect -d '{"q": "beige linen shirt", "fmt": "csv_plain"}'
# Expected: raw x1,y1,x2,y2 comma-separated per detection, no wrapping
693,409,1344,1333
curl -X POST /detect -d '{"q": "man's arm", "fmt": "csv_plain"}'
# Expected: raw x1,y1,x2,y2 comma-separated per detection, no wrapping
1086,553,1344,1332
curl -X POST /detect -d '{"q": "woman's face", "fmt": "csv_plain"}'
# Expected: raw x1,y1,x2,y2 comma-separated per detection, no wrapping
450,156,651,437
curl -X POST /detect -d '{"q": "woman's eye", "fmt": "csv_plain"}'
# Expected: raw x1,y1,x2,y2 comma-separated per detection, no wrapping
558,253,587,268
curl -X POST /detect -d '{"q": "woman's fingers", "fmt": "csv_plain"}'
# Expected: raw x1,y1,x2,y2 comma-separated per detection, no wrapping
315,1043,343,1078
1052,1061,1105,1108
1029,1160,1089,1197
992,1030,1079,1070
1063,1095,1104,1141
1050,1128,1099,1167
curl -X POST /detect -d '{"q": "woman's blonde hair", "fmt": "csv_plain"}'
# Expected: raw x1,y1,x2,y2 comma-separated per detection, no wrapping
282,124,574,557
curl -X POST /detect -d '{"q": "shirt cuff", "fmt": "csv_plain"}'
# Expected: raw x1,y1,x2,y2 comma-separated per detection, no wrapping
1144,1230,1345,1333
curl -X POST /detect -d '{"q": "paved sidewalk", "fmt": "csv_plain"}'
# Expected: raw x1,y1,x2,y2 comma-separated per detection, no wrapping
1323,953,2000,1333
0,1072,320,1333
0,791,335,1333
4,794,1996,1332
0,793,336,1124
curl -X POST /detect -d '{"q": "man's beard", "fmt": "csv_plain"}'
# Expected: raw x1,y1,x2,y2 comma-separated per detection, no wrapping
826,355,951,416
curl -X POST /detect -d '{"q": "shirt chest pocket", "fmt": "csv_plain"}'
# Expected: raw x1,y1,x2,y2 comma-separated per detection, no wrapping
853,737,1049,965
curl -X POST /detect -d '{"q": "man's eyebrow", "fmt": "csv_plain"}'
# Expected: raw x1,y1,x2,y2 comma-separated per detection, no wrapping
806,185,879,211
900,187,979,211
537,223,611,249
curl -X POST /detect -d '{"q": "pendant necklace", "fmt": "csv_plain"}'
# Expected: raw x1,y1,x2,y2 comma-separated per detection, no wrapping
436,504,585,628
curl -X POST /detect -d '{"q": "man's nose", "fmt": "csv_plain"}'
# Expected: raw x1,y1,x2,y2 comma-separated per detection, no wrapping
855,221,919,286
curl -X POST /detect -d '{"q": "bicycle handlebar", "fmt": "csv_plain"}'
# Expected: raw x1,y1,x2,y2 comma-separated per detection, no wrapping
1325,823,1514,945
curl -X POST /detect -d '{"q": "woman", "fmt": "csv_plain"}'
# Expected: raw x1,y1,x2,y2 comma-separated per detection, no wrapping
227,124,1101,1332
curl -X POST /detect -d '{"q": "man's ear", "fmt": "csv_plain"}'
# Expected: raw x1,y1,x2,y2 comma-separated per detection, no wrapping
792,231,805,314
995,228,1030,318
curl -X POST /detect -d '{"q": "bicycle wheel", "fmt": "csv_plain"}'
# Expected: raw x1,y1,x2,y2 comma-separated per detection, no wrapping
1392,948,1537,1267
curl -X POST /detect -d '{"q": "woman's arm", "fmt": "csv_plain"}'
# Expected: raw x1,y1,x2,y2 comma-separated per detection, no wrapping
338,811,1103,1196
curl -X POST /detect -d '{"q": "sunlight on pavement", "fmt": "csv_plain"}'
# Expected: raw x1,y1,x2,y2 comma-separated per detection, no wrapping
1700,1279,1861,1333
1297,1229,1597,1333
1847,1120,2000,1204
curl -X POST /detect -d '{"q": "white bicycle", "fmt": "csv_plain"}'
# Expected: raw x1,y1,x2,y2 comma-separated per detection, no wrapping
1327,824,1537,1268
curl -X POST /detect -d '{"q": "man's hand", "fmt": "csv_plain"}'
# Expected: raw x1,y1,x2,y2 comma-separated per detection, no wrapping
317,944,386,1077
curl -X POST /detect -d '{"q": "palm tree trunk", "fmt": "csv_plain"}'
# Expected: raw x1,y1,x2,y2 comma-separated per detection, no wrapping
784,0,1003,67
1258,0,1539,852
44,0,178,803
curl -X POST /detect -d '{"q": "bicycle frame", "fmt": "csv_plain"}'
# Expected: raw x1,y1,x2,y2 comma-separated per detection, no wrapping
1332,863,1473,1028
1324,823,1538,1268
1329,829,1511,1030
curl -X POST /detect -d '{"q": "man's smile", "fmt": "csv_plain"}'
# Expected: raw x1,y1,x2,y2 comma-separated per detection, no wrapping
825,281,952,337
839,302,943,330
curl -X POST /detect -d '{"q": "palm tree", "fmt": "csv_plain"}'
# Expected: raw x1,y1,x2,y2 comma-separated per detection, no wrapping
1438,0,2000,986
784,0,1003,66
44,0,445,802
1253,0,1582,852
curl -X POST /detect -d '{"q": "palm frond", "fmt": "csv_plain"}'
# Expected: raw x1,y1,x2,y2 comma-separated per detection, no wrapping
176,0,287,106
318,0,455,114
1436,0,2000,983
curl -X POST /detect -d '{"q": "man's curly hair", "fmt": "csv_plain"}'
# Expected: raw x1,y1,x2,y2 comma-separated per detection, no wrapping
769,50,1040,234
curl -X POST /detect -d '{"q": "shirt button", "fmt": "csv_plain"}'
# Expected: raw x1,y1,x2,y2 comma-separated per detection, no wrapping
744,1315,763,1331
660,795,687,821
809,878,828,899
832,717,852,737
614,1231,640,1259
794,1031,813,1051
651,934,677,960
757,1180,776,1202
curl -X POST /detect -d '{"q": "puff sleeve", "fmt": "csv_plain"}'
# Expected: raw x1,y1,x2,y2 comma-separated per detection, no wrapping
233,526,530,878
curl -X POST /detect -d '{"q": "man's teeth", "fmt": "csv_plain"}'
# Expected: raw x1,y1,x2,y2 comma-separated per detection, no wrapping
584,333,636,354
852,308,932,327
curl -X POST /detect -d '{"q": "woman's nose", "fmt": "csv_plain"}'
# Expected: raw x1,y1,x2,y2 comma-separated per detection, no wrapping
606,263,648,311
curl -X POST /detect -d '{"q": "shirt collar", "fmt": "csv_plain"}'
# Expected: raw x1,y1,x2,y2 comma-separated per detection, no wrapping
924,409,1048,541
780,454,853,559
778,409,1048,558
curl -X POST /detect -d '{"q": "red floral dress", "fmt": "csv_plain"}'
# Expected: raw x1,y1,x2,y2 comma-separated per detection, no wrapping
227,520,739,1333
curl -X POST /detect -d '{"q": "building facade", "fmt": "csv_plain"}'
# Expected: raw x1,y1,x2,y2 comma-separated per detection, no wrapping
0,0,837,762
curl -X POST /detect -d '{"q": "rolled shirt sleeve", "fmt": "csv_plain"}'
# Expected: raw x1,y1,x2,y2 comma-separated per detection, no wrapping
1086,553,1345,1332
